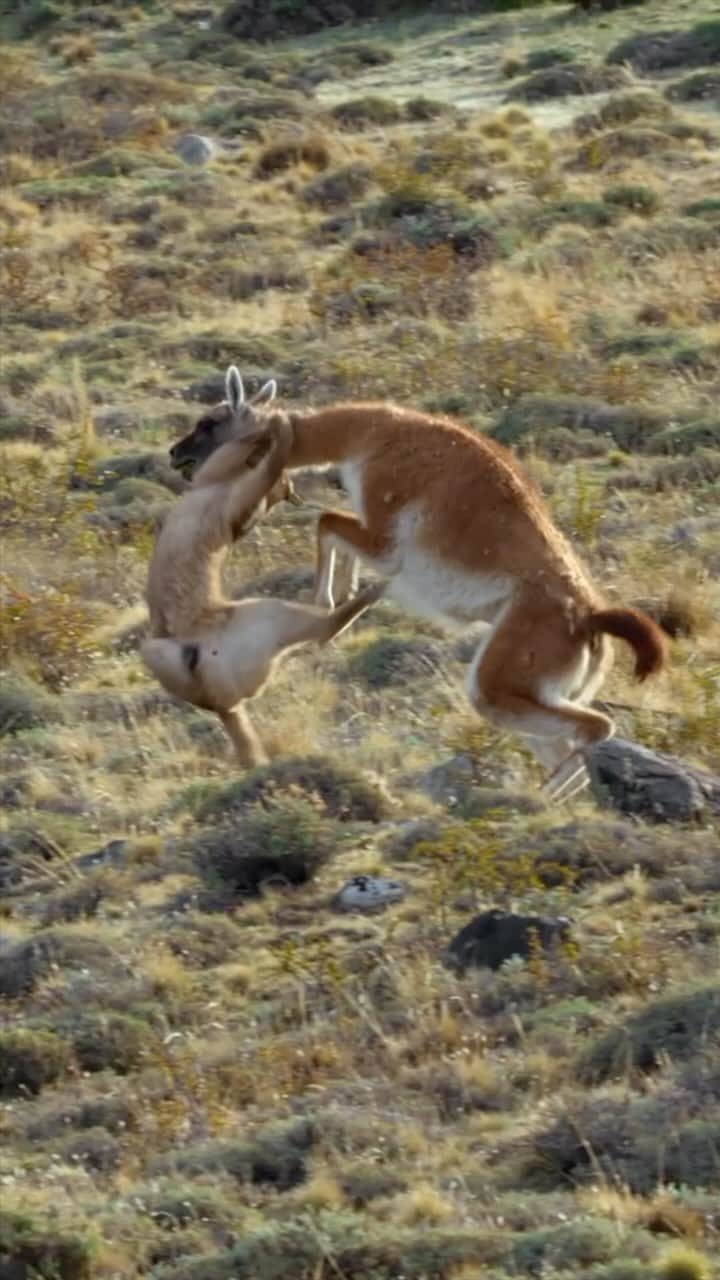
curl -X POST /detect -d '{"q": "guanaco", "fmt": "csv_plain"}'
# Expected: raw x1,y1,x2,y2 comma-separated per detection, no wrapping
143,373,384,765
169,367,668,797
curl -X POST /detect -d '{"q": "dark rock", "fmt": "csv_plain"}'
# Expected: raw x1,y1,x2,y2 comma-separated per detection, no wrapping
445,909,572,973
588,737,720,823
75,839,128,872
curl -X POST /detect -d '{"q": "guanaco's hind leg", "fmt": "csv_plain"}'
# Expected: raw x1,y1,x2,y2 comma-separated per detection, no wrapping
314,511,390,608
466,604,614,801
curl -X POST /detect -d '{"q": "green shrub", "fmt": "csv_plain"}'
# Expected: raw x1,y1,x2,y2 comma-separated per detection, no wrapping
0,1028,70,1096
0,671,61,735
55,1125,121,1173
302,162,371,208
684,197,720,219
0,1210,92,1280
648,419,720,455
193,796,339,900
604,183,660,214
492,394,667,451
577,984,720,1082
348,633,442,688
68,1012,154,1074
512,1219,618,1270
167,913,244,967
607,21,720,72
656,1244,713,1280
666,69,720,101
340,1163,407,1207
528,198,616,234
524,47,575,71
184,755,392,822
162,1117,314,1190
508,62,629,102
0,929,125,999
330,96,402,129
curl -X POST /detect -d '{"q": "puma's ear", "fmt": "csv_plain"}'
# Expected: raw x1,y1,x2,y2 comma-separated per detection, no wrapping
225,365,245,413
251,378,277,406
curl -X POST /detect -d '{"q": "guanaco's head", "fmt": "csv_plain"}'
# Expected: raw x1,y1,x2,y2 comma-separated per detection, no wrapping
170,365,278,480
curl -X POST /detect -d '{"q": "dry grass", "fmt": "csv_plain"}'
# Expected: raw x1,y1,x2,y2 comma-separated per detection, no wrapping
0,1,719,1277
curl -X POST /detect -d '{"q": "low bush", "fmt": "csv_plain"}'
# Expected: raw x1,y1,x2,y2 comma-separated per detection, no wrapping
0,1210,92,1280
577,985,720,1082
0,671,61,735
193,795,339,901
330,96,402,129
0,1028,70,1097
67,1012,155,1074
185,755,392,822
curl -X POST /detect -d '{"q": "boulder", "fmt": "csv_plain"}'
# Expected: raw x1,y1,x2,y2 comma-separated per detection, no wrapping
174,133,217,166
588,737,720,823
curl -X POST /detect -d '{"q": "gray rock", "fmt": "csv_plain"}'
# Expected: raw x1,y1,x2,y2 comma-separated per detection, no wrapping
332,874,406,913
416,754,476,806
445,909,572,973
174,133,217,166
588,737,720,823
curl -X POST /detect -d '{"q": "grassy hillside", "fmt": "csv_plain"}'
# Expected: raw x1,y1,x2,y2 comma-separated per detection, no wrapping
1,1,719,1276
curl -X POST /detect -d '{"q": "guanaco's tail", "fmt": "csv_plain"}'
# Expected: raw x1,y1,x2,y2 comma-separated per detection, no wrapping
589,607,668,682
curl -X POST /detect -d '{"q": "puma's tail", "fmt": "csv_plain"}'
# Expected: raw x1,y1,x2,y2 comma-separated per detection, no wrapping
589,607,668,682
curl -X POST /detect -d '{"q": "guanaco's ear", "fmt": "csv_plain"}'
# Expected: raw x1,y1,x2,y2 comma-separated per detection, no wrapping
251,378,277,406
225,365,245,413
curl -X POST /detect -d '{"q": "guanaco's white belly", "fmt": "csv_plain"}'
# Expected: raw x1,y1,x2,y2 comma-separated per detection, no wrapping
383,506,514,627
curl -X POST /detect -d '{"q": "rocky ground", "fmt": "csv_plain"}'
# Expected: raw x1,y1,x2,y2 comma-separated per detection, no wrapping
0,1,719,1276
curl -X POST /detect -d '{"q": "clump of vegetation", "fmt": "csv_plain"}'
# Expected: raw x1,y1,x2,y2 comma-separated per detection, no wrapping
0,1210,92,1280
607,20,720,72
492,394,668,451
348,633,442,688
666,69,720,100
577,985,720,1082
507,62,630,102
66,1012,155,1075
193,795,339,901
0,670,61,735
330,95,402,129
302,162,371,208
0,1028,70,1097
184,756,392,822
656,1245,713,1280
254,131,331,178
603,183,660,214
163,1117,314,1190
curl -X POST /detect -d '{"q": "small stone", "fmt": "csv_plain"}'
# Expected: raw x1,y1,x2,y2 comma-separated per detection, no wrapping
332,874,406,913
174,133,217,166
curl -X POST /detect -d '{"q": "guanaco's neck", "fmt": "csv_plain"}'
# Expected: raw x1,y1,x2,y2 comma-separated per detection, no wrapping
287,404,390,468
